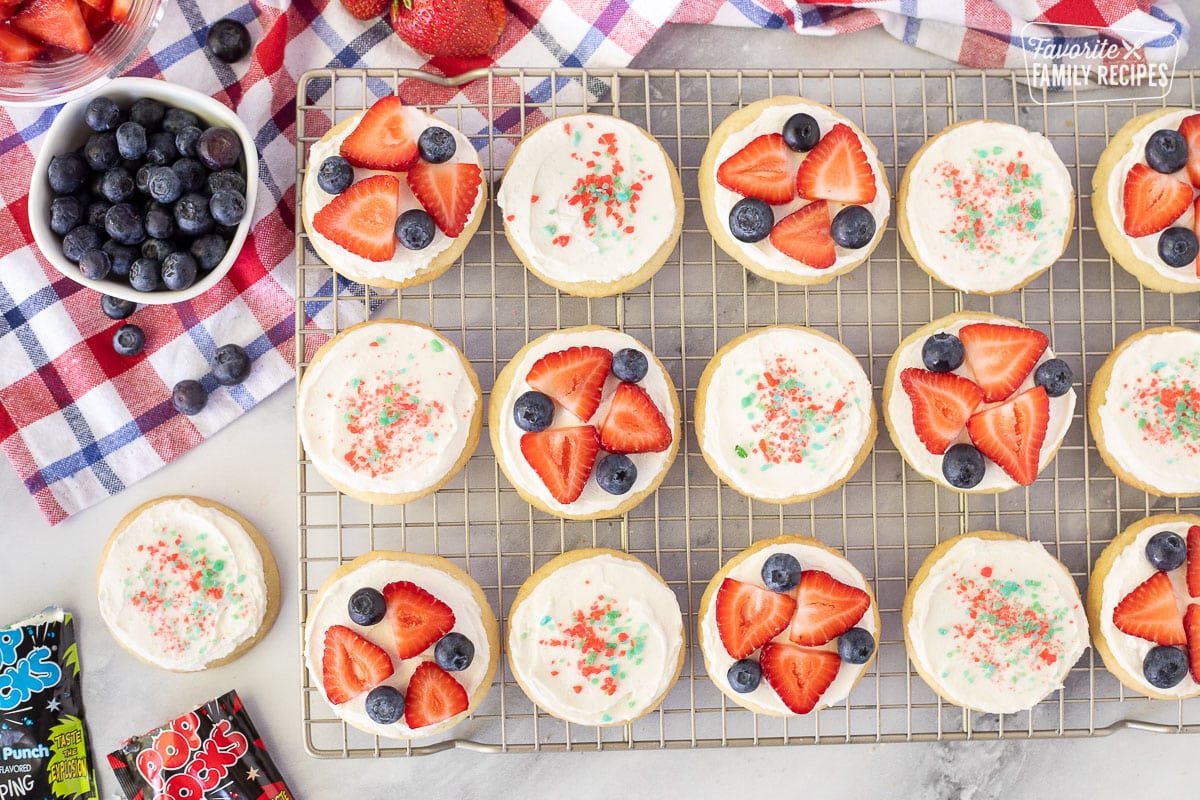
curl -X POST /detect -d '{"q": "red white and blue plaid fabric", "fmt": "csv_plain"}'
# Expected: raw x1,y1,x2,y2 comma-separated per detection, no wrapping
0,0,1189,525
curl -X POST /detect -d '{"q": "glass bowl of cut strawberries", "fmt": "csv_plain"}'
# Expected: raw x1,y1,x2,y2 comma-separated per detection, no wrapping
0,0,163,107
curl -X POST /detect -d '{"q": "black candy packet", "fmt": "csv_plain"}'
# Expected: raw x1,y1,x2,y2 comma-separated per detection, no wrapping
0,606,99,800
108,690,295,800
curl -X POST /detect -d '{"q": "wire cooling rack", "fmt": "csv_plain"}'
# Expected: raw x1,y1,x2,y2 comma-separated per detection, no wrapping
295,68,1200,756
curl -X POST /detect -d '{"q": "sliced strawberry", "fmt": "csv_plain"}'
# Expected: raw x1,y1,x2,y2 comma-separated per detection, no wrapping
78,2,110,37
0,24,43,61
525,346,612,422
598,382,672,454
79,0,109,11
787,570,871,647
322,624,395,705
965,385,1049,486
1179,114,1200,188
759,642,840,715
11,0,92,53
1193,197,1200,279
520,425,599,505
1113,571,1186,645
1186,604,1200,683
382,580,455,659
407,161,481,237
716,133,794,205
108,0,130,22
340,95,419,171
899,368,983,455
795,123,877,205
312,174,400,262
1122,163,1191,237
1188,525,1200,598
714,578,797,659
405,661,469,729
768,200,835,268
958,323,1048,403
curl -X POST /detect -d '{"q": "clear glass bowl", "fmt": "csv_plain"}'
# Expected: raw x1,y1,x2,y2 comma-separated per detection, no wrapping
0,0,164,108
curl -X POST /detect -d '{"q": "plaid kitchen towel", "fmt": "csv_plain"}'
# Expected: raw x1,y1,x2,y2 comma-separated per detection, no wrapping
0,0,1190,526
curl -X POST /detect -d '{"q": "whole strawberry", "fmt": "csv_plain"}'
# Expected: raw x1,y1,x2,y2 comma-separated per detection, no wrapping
340,0,389,20
389,0,506,58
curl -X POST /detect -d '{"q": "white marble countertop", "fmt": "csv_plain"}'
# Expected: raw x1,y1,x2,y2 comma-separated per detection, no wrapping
4,22,1200,800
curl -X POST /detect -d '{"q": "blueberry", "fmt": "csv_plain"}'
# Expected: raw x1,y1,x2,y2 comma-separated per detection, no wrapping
210,189,246,227
144,165,182,204
211,343,251,386
100,167,135,204
128,98,165,130
141,238,177,263
595,453,637,495
85,96,121,132
605,351,646,384
346,587,386,626
50,195,85,236
163,108,201,136
1143,645,1188,689
317,156,353,194
144,206,175,240
363,685,404,725
197,127,242,170
129,257,161,292
174,125,202,158
173,157,207,193
84,132,120,171
394,209,436,250
101,294,136,320
190,234,228,270
78,249,111,281
62,225,102,263
782,112,820,152
115,121,147,160
726,659,761,693
761,552,802,592
921,332,964,373
1158,227,1199,268
85,199,112,229
48,152,88,194
102,240,137,277
942,442,986,489
175,193,215,236
513,390,554,432
434,632,475,672
1145,530,1187,571
1145,129,1189,174
837,627,876,665
105,203,146,246
830,205,876,249
206,18,252,62
172,379,207,415
728,196,773,243
207,168,246,196
135,164,153,195
161,251,199,292
112,323,145,356
146,131,178,165
1033,358,1073,398
418,126,456,163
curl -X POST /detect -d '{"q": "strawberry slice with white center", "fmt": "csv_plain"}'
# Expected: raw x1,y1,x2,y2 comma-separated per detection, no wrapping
383,580,456,659
1122,163,1192,237
768,199,836,268
1187,525,1200,598
340,95,420,171
795,123,877,205
759,642,840,715
322,624,395,704
0,25,42,61
965,385,1049,486
716,133,795,205
519,425,599,505
899,368,984,455
407,161,482,237
787,570,870,647
12,0,92,53
958,323,1048,403
525,346,612,422
405,662,469,729
599,382,672,454
312,174,400,262
108,0,130,22
714,578,797,660
1179,114,1200,188
1113,571,1186,646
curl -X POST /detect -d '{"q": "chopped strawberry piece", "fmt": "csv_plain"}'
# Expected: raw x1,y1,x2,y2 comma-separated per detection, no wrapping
759,642,840,715
312,174,400,262
1193,197,1200,279
405,662,469,729
107,0,130,22
1187,525,1200,598
78,1,110,37
79,0,109,11
598,382,672,454
899,368,984,455
525,346,612,422
407,161,482,237
716,133,795,205
0,24,43,61
768,199,836,268
519,425,599,505
1113,571,1186,645
965,385,1049,486
795,123,877,205
383,580,455,660
1186,604,1200,683
714,578,797,660
787,570,871,647
1122,163,1192,237
1179,114,1200,188
958,323,1048,403
340,95,420,171
322,625,395,704
11,0,92,54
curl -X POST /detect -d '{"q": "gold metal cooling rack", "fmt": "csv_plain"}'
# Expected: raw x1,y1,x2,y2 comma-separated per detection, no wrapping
295,68,1200,756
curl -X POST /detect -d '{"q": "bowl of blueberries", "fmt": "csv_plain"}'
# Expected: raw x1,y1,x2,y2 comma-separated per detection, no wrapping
29,76,258,305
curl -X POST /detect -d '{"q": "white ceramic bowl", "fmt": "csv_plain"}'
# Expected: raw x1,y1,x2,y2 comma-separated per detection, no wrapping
29,77,258,305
